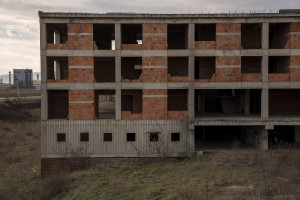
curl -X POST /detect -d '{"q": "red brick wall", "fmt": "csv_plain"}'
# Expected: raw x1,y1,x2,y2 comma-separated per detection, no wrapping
289,56,300,81
216,23,241,50
168,111,189,119
69,90,95,120
290,23,300,49
142,89,167,120
121,44,143,50
67,24,93,50
216,56,241,82
268,73,290,82
142,57,167,82
195,41,216,49
68,57,94,83
143,24,167,50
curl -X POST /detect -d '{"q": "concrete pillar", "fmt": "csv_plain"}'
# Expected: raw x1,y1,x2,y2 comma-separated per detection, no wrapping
116,89,121,120
115,56,121,82
54,61,61,80
54,31,60,44
261,89,269,119
259,127,268,150
40,22,46,50
262,55,268,82
188,23,195,50
115,56,121,120
41,83,48,120
41,55,47,83
115,23,121,50
188,56,195,120
244,89,250,115
262,23,269,50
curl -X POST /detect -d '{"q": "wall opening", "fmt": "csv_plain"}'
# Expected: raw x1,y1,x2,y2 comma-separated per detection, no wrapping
269,23,290,49
121,24,142,44
103,133,112,141
47,57,68,80
269,89,300,116
94,57,115,82
195,126,258,151
241,56,262,73
80,132,89,142
46,23,67,44
94,90,115,119
168,57,188,77
241,23,262,49
121,90,142,113
194,57,215,80
195,24,216,41
195,89,261,117
121,57,142,80
127,133,136,141
167,24,188,49
48,90,68,119
268,56,290,73
168,89,188,111
93,24,115,50
269,126,300,148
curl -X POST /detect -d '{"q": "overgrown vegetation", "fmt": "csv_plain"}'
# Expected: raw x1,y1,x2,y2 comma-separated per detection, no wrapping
0,99,299,200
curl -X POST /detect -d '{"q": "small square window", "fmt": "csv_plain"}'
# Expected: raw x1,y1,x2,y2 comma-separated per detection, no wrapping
57,133,66,142
80,132,89,142
171,133,180,141
150,132,159,142
104,133,112,141
127,133,135,141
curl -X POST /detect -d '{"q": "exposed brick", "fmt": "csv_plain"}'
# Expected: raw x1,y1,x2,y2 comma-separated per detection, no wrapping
216,23,241,50
143,24,167,33
167,111,189,119
142,57,168,82
241,73,262,82
195,41,216,49
142,89,167,120
121,44,143,50
268,73,290,82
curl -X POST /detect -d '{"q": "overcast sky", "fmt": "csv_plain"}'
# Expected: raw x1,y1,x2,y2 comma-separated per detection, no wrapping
0,0,299,75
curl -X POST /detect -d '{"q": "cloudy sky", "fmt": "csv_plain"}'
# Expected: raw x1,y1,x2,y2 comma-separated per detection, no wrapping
0,0,299,75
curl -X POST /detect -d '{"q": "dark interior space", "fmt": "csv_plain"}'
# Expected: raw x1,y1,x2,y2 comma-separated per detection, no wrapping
241,57,262,73
195,57,215,79
250,90,261,114
121,57,142,80
241,23,262,49
94,90,115,119
268,126,299,148
94,57,115,82
167,24,188,49
121,90,142,113
195,24,216,41
46,57,68,80
269,23,290,49
121,24,142,44
268,56,290,73
168,89,188,111
46,23,67,44
269,89,300,115
168,57,188,77
48,90,68,119
93,24,115,50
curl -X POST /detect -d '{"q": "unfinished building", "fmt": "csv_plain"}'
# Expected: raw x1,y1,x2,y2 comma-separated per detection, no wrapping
40,10,300,176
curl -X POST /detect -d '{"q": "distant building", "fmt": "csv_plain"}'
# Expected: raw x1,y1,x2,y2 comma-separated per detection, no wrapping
13,69,33,88
33,80,41,90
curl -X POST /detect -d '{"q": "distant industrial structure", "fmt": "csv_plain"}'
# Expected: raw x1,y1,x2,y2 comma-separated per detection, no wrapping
13,69,33,88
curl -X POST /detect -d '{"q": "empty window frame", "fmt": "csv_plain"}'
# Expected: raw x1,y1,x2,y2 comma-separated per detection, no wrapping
48,90,68,119
195,24,216,41
103,133,112,141
127,133,136,141
269,23,290,49
47,57,68,80
95,90,116,119
149,132,159,142
121,24,142,44
94,57,115,82
168,57,189,77
57,133,66,142
121,57,142,80
121,90,143,113
80,132,89,142
171,133,180,141
268,56,290,73
167,24,188,49
241,57,262,73
194,57,216,79
168,89,188,111
241,23,262,49
93,24,115,50
46,23,67,44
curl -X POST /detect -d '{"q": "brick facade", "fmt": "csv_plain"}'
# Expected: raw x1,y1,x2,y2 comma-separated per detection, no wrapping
216,56,241,82
216,23,241,50
68,90,95,120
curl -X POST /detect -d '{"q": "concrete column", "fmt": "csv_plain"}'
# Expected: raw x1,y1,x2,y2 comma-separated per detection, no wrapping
40,22,46,50
41,55,47,83
188,23,195,50
115,23,121,50
189,56,195,82
188,56,195,120
54,31,60,44
41,83,48,120
115,89,121,120
261,89,269,119
262,23,269,50
54,61,61,80
244,89,250,115
259,127,268,150
115,56,121,82
262,55,268,82
115,56,121,120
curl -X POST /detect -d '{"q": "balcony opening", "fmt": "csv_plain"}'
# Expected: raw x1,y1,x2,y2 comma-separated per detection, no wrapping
121,57,142,81
168,57,188,80
195,24,216,41
46,23,67,44
94,57,115,82
93,24,115,50
168,89,188,111
167,24,188,49
195,89,261,117
268,56,290,81
94,90,115,119
195,57,215,80
242,57,261,73
269,126,300,149
48,90,68,119
121,24,142,44
241,23,262,49
46,57,68,81
269,89,300,116
195,126,258,151
121,90,142,114
269,23,290,49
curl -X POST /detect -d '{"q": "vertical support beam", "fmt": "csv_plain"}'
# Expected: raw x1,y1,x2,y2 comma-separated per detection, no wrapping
40,22,46,50
188,56,195,120
262,55,268,82
115,23,121,51
41,83,48,120
54,61,61,80
41,55,47,83
244,89,250,115
116,89,121,120
115,56,121,120
54,31,60,44
188,23,195,50
115,56,121,83
262,23,269,50
261,89,269,119
262,23,269,82
259,127,268,150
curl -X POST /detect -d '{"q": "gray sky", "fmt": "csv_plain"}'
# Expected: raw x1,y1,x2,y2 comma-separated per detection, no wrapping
0,0,299,75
